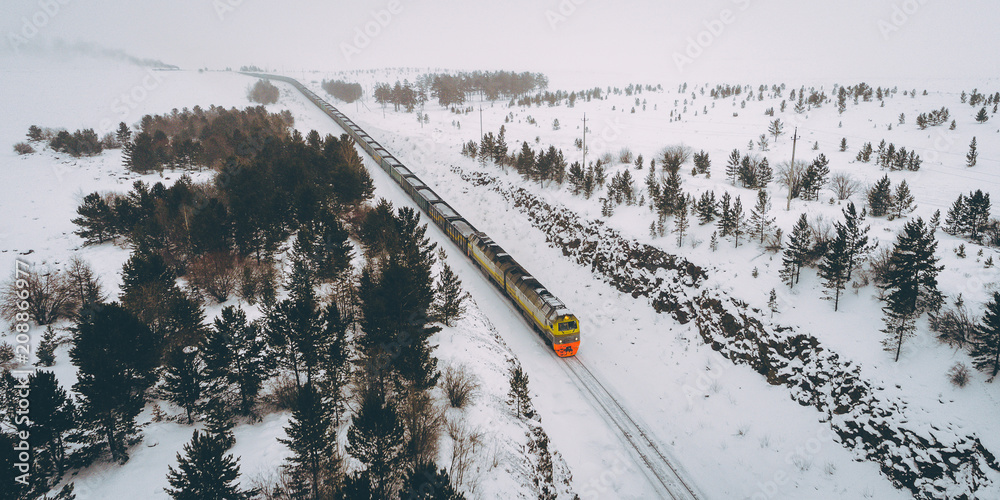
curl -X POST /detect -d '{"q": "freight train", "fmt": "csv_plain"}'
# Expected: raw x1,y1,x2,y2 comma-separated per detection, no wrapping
243,72,580,357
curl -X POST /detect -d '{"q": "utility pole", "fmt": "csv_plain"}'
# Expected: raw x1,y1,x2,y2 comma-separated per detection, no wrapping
786,127,798,211
582,112,587,168
479,104,484,144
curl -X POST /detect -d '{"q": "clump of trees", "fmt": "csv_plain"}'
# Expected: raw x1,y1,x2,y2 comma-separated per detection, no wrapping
321,79,363,103
856,140,922,171
247,79,279,104
117,106,294,173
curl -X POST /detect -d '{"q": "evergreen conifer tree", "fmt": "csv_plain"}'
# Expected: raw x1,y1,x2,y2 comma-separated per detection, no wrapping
725,149,741,185
841,203,872,278
780,214,812,288
400,461,466,499
508,365,533,420
202,306,273,416
819,223,851,311
673,202,689,247
731,196,746,248
976,107,989,123
346,382,405,499
892,180,916,219
716,192,734,237
161,347,205,424
71,303,159,463
749,190,775,244
696,191,717,224
280,383,340,499
972,292,1000,378
26,370,76,484
165,430,255,500
965,189,992,241
868,175,893,217
880,218,943,361
967,137,978,167
72,193,116,245
944,194,968,235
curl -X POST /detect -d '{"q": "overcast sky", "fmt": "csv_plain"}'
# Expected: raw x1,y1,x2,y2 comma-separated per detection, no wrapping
3,0,998,83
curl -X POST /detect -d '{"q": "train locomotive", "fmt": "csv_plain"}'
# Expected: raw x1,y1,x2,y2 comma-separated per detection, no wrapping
244,73,581,357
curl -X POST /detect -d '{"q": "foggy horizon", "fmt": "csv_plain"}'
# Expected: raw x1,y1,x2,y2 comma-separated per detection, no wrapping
3,0,999,84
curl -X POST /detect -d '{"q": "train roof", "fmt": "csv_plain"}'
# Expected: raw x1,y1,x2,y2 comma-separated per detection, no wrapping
430,201,461,219
395,166,414,177
415,187,441,202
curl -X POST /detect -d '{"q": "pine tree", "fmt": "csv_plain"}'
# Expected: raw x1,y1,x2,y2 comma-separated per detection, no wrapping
347,382,406,499
892,180,916,218
944,193,968,235
165,430,255,500
695,191,717,224
976,107,989,123
868,175,893,217
162,347,205,424
841,203,872,278
26,370,76,483
967,137,978,167
819,223,851,311
693,150,710,175
839,138,848,152
433,260,469,326
72,192,116,245
725,149,741,185
657,170,684,218
768,118,784,142
731,196,746,248
398,461,466,500
856,142,873,163
70,303,159,463
709,231,719,251
965,189,992,241
508,365,534,419
716,191,734,237
780,214,812,288
801,154,829,201
281,383,340,499
757,157,772,188
768,289,779,317
515,142,535,176
972,292,1000,379
202,306,273,416
673,201,689,247
203,402,235,450
880,218,943,361
35,326,57,367
320,300,351,430
749,190,775,244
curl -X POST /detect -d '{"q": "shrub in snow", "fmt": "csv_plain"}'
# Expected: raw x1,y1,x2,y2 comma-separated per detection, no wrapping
13,141,34,154
442,364,480,409
949,362,972,388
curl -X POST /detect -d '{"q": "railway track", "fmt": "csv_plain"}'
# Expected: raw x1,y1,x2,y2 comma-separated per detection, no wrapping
565,357,701,500
252,72,703,499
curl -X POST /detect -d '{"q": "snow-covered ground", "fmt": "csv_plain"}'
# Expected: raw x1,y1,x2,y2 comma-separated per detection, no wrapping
0,57,572,499
4,55,1000,499
287,67,1000,498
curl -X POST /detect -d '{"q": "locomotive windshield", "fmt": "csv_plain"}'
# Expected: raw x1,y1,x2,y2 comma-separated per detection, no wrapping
558,320,577,332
